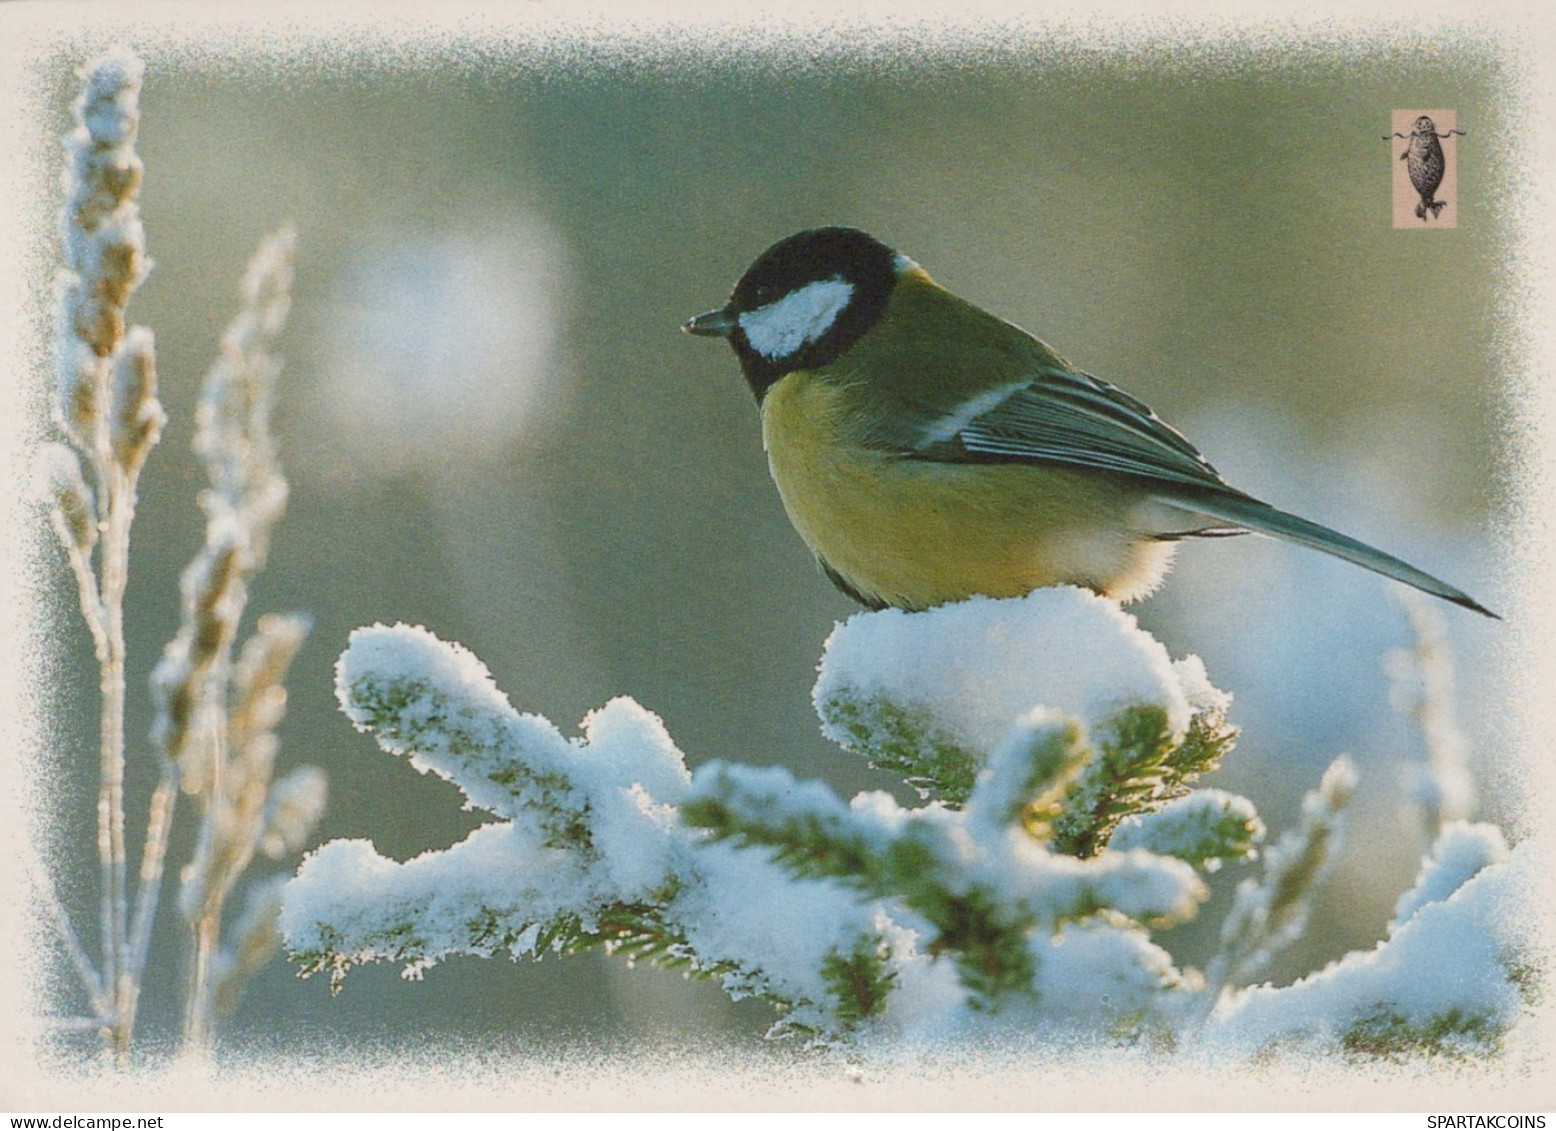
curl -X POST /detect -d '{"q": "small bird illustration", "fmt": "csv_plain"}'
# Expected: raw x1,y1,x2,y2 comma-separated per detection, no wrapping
684,227,1495,618
1392,116,1462,221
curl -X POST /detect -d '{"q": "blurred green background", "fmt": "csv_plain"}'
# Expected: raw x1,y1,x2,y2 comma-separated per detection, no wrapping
31,29,1516,1058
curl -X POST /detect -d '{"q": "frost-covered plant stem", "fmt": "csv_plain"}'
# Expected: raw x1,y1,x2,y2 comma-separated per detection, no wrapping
41,51,323,1062
52,47,160,1058
1388,591,1474,840
156,231,311,1056
127,764,177,1022
35,867,109,1024
95,497,131,1051
1198,756,1356,1019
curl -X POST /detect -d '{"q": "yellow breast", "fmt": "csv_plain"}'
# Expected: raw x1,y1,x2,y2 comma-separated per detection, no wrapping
760,372,1176,610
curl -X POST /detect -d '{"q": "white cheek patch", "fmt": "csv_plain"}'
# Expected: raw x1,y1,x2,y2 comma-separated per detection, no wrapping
738,277,855,360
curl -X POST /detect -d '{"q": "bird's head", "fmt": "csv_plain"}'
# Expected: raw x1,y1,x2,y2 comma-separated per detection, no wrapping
683,226,902,400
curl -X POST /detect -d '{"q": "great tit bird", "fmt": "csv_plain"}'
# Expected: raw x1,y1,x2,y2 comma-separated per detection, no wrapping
683,226,1495,618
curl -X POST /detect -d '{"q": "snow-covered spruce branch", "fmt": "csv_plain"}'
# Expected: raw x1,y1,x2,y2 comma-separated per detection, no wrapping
284,587,1533,1053
288,594,1239,1037
35,50,324,1061
286,624,878,1034
810,591,1234,813
684,739,1208,1012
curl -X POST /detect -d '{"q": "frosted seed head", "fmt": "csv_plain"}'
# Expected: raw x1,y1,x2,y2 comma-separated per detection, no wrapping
35,442,98,553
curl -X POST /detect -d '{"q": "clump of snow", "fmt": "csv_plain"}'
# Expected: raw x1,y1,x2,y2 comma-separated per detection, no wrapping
688,747,1209,947
670,841,875,1016
1110,789,1264,868
1029,918,1190,1025
869,920,967,1040
1390,820,1508,929
281,822,596,973
966,707,1086,835
814,586,1211,757
573,697,692,806
1171,654,1232,717
1001,845,1207,927
683,744,1209,1037
290,625,699,979
334,622,579,820
1207,832,1537,1053
333,625,692,831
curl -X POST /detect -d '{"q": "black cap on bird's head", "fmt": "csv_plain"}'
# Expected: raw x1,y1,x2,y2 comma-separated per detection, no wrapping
683,226,900,400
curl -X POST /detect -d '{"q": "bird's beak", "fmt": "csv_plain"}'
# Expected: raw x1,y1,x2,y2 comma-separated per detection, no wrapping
682,307,737,338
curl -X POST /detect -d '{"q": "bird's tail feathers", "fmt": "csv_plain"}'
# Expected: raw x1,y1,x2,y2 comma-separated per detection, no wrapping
1158,488,1497,618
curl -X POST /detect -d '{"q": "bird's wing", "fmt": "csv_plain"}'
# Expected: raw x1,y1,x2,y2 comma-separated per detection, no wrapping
901,368,1497,617
908,367,1234,494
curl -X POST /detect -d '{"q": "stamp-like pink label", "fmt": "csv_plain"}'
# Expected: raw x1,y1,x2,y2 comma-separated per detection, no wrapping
1389,109,1461,228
